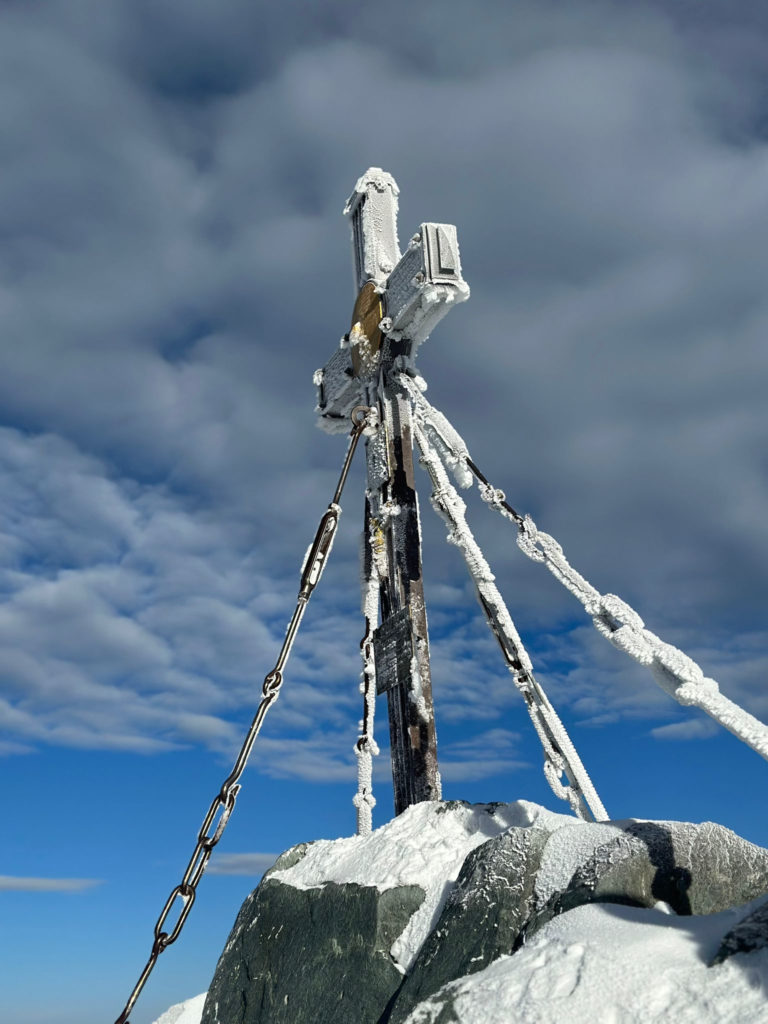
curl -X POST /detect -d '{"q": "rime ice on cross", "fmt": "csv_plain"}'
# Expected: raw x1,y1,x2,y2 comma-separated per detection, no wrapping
314,168,469,817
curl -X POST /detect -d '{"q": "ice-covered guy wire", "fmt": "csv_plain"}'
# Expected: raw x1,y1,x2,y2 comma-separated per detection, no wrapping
410,401,607,822
401,373,768,765
353,501,381,836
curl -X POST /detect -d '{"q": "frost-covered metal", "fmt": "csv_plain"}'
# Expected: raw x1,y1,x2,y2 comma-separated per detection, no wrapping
516,518,768,762
318,167,474,822
318,169,609,828
411,412,607,822
344,168,401,292
401,373,768,769
315,166,469,433
354,499,381,836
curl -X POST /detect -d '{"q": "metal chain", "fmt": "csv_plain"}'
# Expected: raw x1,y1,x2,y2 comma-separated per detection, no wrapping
113,406,370,1024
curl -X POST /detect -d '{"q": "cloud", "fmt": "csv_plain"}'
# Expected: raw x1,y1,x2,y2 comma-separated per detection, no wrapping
0,875,103,892
208,852,279,877
0,0,766,781
438,728,530,783
650,718,719,741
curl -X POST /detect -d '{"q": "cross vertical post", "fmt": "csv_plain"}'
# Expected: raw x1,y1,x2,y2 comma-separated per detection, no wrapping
315,168,469,815
374,363,440,813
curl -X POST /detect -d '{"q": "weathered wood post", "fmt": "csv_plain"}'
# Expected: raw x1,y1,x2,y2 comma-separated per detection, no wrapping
314,168,469,814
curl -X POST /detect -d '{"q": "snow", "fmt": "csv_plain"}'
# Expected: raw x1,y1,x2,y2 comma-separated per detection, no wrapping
408,652,431,724
151,992,206,1024
156,799,768,1024
157,897,768,1024
533,820,624,907
402,900,768,1024
269,799,571,971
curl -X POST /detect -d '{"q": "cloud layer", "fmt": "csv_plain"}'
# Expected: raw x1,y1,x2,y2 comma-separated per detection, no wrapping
1,0,767,788
0,874,102,892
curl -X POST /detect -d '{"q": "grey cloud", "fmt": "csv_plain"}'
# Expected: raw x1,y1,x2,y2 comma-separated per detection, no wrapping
0,874,103,892
0,0,766,775
208,852,279,877
438,727,529,782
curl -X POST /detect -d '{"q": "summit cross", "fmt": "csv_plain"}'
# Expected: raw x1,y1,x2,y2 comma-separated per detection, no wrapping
314,168,469,816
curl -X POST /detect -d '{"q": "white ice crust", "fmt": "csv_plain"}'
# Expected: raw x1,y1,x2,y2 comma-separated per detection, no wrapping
400,373,768,766
269,799,576,972
402,900,768,1024
158,801,768,1024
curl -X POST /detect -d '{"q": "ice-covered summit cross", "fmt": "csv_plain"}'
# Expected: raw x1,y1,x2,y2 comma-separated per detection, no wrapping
315,168,469,428
314,169,469,820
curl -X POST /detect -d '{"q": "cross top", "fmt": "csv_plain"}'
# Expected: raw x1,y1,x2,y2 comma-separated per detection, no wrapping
315,167,469,428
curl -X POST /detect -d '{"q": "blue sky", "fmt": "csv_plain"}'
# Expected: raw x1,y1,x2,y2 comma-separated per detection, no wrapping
2,1,768,1021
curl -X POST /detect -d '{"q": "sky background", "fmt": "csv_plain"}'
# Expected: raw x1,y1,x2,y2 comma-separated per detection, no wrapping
2,1,768,1022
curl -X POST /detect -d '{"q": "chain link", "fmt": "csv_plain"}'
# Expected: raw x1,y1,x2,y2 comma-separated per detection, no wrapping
113,409,368,1024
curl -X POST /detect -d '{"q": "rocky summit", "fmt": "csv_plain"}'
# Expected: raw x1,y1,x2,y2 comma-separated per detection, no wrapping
200,801,768,1024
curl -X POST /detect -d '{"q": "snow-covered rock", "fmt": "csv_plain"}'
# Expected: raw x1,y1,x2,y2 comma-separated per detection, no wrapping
151,993,206,1024
402,900,768,1024
711,894,768,965
169,800,768,1024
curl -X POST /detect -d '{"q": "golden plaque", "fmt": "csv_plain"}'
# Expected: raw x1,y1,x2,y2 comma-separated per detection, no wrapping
350,281,384,377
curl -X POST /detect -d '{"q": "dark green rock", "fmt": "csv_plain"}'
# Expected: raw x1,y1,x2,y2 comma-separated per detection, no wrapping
201,810,768,1024
388,825,552,1023
200,875,424,1024
710,895,768,965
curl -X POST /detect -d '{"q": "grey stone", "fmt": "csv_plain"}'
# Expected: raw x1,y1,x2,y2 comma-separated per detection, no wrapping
388,825,551,1023
627,820,768,915
200,875,425,1024
201,810,768,1024
710,895,768,965
408,996,462,1024
263,841,312,877
528,820,768,939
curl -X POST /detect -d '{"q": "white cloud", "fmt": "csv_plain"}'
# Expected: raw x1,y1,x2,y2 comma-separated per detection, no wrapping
439,728,530,783
650,718,719,741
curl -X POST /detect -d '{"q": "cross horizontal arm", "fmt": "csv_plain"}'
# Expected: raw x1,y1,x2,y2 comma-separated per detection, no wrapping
314,168,469,431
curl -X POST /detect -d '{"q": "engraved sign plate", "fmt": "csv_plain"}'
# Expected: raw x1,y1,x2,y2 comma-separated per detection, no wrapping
423,223,460,284
373,606,414,696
